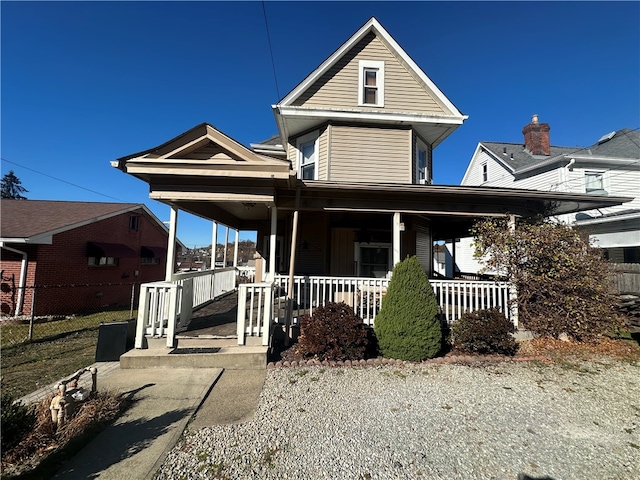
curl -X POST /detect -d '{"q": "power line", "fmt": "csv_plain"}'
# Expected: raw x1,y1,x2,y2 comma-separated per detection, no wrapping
261,1,280,101
1,157,123,201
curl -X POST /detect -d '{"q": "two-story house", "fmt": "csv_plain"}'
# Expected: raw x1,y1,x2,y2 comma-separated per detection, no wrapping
452,116,640,275
113,18,629,347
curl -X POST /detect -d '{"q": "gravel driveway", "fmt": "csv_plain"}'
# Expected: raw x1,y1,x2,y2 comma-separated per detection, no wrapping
156,360,640,479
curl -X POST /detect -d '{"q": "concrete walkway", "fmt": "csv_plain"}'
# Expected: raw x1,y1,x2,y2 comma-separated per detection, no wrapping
52,367,223,480
19,363,266,480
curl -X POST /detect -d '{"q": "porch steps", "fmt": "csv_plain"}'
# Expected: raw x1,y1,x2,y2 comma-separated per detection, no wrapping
119,336,267,370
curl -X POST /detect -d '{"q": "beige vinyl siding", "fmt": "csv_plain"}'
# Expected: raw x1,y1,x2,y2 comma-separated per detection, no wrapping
330,126,411,183
293,33,447,115
318,127,328,180
288,126,329,180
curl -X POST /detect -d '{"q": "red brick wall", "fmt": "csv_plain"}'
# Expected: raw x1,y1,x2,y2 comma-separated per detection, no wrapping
0,208,171,316
0,245,37,316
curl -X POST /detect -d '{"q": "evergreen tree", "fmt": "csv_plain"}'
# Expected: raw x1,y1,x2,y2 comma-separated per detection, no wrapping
1,171,28,199
374,256,442,361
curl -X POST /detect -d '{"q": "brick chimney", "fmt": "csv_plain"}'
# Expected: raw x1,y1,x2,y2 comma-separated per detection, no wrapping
522,114,551,156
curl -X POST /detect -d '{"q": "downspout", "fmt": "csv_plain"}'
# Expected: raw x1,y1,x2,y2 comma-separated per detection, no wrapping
0,243,28,316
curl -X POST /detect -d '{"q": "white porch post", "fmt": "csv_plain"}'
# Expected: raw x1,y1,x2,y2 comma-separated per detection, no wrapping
223,226,229,267
268,206,278,281
211,221,218,269
233,229,239,268
165,206,178,281
508,214,519,328
393,212,402,267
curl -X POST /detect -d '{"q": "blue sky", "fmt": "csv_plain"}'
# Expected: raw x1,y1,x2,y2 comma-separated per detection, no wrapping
2,1,639,248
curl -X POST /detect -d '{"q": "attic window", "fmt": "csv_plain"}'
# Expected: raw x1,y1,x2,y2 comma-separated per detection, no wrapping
482,163,488,182
358,60,385,107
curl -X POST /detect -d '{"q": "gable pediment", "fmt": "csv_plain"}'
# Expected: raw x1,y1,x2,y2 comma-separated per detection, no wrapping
114,123,291,180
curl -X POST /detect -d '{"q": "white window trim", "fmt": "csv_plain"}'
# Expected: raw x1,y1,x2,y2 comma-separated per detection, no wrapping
481,162,488,183
416,138,430,185
354,242,392,278
296,131,319,180
358,60,385,107
584,170,608,194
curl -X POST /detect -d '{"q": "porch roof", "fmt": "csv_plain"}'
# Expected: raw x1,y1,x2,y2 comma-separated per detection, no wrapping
125,178,631,240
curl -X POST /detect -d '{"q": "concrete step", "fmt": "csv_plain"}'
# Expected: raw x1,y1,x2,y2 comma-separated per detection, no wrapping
120,336,268,370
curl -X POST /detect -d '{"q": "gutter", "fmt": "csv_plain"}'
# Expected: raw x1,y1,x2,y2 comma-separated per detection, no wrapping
0,242,28,316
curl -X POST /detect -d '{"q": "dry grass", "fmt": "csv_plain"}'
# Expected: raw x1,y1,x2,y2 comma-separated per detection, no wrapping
517,336,640,362
1,329,100,399
1,391,129,479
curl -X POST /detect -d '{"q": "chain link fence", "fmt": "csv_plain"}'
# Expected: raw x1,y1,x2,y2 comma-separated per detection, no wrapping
0,282,140,347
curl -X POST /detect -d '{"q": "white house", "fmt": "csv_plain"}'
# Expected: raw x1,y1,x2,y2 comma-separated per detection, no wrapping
450,116,639,274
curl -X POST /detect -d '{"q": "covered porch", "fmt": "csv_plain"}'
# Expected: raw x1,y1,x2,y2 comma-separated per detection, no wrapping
113,124,631,352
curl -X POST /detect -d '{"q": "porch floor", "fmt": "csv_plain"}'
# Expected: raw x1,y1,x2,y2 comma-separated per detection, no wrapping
178,291,239,338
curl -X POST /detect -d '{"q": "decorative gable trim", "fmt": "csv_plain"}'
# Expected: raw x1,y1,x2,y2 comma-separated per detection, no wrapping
114,123,291,180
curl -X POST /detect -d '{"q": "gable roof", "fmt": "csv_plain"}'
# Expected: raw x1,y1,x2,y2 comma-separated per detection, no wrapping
273,17,467,147
113,123,291,184
279,17,463,116
0,200,163,244
478,128,640,177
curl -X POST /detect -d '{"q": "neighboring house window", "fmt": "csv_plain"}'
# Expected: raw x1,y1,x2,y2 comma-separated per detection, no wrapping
296,131,319,180
358,60,385,107
355,243,391,278
141,257,160,265
482,163,488,183
129,215,140,232
585,171,605,193
88,257,119,266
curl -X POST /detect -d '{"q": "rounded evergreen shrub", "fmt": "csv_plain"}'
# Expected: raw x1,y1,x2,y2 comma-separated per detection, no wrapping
451,308,518,356
296,302,368,361
374,256,442,361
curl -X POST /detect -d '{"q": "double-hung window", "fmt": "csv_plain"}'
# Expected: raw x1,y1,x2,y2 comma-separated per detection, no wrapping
482,163,488,183
296,131,319,180
358,60,385,107
585,171,605,193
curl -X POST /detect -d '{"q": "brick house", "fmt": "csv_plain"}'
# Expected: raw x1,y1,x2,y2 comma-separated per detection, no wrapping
0,200,179,316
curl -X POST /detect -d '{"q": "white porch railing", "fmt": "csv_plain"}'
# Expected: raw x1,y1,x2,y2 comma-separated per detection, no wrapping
135,282,180,348
268,275,513,326
236,283,273,346
273,275,390,326
135,267,237,348
429,279,513,324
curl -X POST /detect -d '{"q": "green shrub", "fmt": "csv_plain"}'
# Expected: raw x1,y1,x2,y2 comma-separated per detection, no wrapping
451,308,518,356
1,389,37,452
374,256,442,361
296,302,368,361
